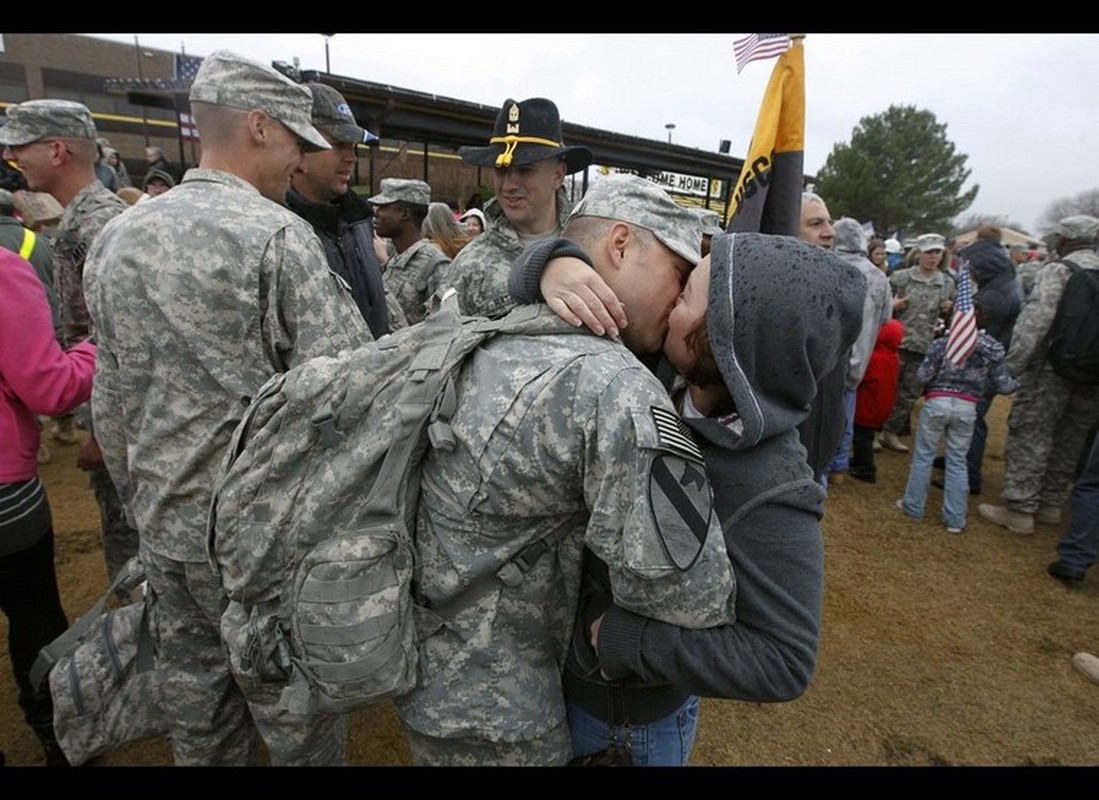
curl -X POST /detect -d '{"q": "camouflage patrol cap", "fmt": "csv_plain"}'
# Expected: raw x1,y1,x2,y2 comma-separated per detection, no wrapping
0,99,97,147
1050,215,1099,243
696,209,724,238
188,50,330,152
307,83,377,145
367,178,431,207
570,174,703,266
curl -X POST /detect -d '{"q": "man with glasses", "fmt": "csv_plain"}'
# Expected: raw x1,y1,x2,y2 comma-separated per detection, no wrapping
0,99,139,602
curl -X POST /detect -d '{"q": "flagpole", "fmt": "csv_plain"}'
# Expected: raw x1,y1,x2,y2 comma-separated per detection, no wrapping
133,35,150,148
175,43,188,170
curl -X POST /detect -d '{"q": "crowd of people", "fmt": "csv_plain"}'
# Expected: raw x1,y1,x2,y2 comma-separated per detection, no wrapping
1,47,1097,769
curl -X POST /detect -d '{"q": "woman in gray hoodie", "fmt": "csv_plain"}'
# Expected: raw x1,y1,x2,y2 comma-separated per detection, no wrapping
511,232,866,764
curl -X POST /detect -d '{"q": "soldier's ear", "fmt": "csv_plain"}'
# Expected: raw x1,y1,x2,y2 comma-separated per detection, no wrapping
605,221,631,271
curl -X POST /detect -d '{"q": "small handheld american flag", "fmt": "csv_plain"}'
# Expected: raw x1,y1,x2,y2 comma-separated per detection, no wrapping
945,261,977,366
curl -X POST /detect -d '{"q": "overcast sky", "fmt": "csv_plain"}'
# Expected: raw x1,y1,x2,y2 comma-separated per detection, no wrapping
90,33,1099,235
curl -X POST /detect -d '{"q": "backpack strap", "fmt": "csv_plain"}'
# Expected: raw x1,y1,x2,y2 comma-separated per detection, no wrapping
30,556,153,690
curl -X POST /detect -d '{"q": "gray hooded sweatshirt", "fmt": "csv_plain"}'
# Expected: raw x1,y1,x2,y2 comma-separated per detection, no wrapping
577,233,866,716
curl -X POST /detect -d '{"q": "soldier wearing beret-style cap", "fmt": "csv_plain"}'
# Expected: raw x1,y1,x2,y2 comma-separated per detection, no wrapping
437,97,594,319
81,49,370,767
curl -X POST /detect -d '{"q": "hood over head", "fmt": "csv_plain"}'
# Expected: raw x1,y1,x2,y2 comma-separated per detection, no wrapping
961,239,1014,286
704,232,866,449
832,217,866,254
875,318,905,352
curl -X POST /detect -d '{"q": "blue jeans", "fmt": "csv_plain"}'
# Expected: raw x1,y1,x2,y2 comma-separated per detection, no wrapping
566,696,699,766
826,388,857,475
901,396,976,529
1056,432,1099,574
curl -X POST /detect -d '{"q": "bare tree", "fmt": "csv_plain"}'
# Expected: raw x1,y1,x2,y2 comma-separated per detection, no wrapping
1037,188,1099,235
952,213,1030,237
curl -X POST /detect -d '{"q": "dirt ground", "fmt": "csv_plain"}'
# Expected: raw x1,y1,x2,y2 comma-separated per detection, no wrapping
2,396,1097,768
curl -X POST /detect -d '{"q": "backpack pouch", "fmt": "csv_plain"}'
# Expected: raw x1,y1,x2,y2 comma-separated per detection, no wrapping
280,525,418,715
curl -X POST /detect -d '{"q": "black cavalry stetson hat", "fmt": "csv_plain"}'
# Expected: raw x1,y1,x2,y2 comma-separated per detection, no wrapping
459,97,593,174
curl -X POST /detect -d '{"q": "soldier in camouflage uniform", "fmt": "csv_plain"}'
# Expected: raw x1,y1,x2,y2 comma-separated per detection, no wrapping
394,175,736,766
0,99,140,591
83,51,372,766
978,215,1099,535
879,233,957,452
436,97,593,319
368,178,450,324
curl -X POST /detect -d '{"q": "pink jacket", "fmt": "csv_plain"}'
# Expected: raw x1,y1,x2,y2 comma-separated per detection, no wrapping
1,249,96,483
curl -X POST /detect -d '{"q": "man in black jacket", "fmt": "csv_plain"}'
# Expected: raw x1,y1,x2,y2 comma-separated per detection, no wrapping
286,83,398,337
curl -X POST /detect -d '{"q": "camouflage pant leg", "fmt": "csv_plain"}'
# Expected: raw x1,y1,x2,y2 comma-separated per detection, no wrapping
141,548,264,766
1038,381,1099,508
89,468,139,585
241,682,347,766
883,350,924,436
1001,371,1074,512
402,720,572,766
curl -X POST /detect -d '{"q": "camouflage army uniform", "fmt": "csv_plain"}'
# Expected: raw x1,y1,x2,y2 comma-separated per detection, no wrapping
438,188,573,318
381,238,450,324
394,323,736,766
998,250,1099,513
84,167,372,766
884,266,956,436
46,180,141,584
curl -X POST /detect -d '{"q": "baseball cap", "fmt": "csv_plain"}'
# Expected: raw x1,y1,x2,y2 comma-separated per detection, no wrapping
368,178,431,206
0,99,97,147
695,209,724,238
570,175,703,266
188,50,329,152
459,208,485,227
915,233,946,252
307,83,378,145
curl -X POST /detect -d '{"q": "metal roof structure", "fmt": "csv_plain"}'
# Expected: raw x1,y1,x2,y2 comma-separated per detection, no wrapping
109,65,748,205
302,70,746,188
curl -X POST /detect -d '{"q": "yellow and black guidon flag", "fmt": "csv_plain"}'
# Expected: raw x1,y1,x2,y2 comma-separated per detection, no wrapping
727,37,804,236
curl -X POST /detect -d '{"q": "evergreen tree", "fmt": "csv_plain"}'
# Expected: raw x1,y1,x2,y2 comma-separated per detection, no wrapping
815,105,977,237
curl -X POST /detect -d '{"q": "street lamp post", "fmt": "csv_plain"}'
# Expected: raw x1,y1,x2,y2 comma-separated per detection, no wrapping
665,123,676,144
323,34,333,73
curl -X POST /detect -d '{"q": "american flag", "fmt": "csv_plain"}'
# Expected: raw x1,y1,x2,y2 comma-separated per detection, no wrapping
945,261,978,366
174,53,204,82
734,34,790,74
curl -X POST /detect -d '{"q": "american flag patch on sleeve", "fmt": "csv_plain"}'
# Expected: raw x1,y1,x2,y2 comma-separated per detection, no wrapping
650,406,704,462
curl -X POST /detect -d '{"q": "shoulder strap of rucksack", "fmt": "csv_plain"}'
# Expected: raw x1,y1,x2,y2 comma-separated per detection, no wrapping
29,556,153,691
413,302,597,625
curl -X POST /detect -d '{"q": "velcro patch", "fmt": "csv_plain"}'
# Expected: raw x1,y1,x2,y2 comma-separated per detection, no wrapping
649,453,713,571
649,405,704,462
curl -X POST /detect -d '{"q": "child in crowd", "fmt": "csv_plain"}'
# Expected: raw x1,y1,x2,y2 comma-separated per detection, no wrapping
895,297,1017,533
850,319,904,483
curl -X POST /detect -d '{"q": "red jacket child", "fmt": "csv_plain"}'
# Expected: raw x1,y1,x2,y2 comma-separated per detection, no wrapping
855,319,904,430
